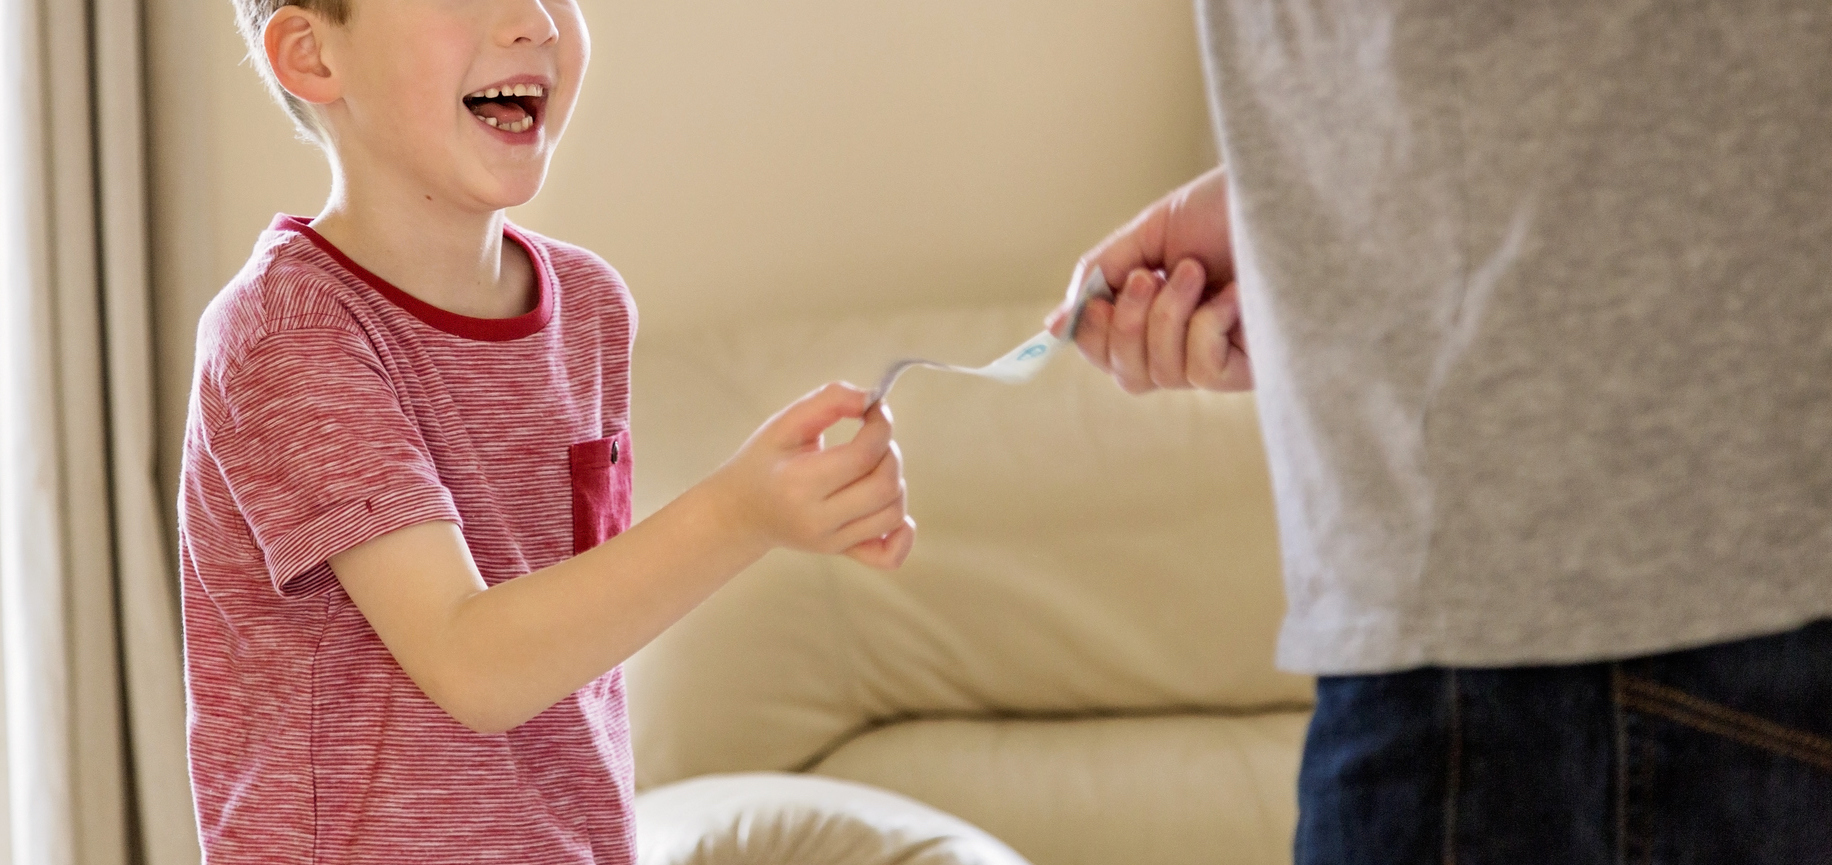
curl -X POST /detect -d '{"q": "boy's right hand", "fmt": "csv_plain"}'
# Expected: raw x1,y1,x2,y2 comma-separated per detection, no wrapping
710,382,916,570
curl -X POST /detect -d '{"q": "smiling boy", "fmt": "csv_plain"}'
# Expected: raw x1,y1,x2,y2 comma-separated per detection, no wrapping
179,2,916,862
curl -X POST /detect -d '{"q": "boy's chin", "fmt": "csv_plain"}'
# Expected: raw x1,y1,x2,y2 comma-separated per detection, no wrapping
463,175,546,212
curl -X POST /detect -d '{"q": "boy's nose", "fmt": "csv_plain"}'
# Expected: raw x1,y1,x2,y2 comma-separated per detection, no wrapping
497,0,559,47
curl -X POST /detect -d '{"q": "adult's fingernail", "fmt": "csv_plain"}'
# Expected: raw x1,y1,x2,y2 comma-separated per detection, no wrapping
1172,259,1203,290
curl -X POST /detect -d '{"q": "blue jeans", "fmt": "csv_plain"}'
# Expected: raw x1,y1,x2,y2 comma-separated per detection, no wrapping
1296,620,1832,865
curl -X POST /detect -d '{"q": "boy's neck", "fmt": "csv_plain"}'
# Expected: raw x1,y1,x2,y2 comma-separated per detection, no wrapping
309,159,537,321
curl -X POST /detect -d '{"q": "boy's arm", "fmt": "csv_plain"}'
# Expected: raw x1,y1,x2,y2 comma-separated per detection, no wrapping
330,384,913,734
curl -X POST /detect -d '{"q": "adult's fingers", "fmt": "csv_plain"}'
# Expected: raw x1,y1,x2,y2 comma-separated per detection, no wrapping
843,515,917,571
1146,259,1206,389
1071,300,1115,375
1186,283,1252,391
1048,259,1103,337
763,382,868,450
1082,204,1171,302
1106,268,1163,395
1226,325,1253,390
1085,166,1234,295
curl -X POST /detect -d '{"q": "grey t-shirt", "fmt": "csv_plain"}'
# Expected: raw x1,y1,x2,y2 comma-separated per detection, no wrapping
1197,0,1832,673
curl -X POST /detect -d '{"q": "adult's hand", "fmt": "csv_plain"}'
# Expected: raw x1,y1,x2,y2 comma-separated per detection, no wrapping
1046,166,1251,393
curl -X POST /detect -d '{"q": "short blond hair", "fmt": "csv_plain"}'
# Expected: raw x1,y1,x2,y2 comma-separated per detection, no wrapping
231,0,351,144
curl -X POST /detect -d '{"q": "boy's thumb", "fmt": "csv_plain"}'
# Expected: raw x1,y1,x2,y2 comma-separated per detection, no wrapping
767,382,868,448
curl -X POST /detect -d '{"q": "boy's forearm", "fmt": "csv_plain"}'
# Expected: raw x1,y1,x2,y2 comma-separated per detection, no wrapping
400,476,769,734
333,385,904,734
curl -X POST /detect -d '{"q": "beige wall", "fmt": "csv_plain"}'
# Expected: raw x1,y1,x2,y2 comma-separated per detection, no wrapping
146,0,1215,498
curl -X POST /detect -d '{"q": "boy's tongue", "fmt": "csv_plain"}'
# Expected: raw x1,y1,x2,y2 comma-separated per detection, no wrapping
471,100,529,125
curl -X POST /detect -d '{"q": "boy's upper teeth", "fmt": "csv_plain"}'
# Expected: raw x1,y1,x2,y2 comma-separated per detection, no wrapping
467,83,544,100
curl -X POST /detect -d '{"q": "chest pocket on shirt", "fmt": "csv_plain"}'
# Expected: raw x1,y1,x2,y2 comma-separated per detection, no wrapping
568,430,632,555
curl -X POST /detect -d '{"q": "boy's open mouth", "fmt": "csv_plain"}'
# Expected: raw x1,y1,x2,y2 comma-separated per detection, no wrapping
463,83,546,135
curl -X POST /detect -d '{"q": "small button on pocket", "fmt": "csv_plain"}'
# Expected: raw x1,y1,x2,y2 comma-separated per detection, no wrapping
569,430,632,555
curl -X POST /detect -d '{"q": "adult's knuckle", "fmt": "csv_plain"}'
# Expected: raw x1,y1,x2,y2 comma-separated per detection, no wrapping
1149,302,1185,329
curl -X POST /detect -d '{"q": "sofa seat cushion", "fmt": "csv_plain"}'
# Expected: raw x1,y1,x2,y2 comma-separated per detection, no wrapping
810,713,1311,865
635,773,1030,865
628,303,1311,789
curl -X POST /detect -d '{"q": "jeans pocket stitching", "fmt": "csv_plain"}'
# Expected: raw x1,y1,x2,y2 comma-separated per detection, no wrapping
1442,669,1461,865
1618,675,1832,774
1611,665,1657,865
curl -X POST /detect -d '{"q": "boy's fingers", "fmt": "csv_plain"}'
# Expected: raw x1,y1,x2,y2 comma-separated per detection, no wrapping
767,382,868,449
1146,259,1206,389
834,505,914,561
806,404,894,489
823,442,904,521
1107,269,1162,394
844,516,917,571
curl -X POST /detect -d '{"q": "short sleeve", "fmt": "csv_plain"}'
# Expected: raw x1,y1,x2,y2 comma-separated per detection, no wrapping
201,325,460,596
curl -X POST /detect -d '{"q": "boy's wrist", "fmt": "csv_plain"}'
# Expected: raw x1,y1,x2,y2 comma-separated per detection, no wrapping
685,468,776,562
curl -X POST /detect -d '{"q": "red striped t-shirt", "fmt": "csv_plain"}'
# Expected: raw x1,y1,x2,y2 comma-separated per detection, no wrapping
179,215,637,864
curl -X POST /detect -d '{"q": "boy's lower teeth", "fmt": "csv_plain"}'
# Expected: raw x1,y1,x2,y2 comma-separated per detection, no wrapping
479,115,534,133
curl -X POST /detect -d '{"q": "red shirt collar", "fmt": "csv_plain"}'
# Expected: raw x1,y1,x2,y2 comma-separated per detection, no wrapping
270,214,554,342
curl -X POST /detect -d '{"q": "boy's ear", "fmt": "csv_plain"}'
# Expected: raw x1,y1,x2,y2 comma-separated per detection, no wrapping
264,6,340,106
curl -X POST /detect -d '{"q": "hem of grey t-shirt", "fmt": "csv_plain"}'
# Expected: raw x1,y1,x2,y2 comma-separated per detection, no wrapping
1276,601,1832,675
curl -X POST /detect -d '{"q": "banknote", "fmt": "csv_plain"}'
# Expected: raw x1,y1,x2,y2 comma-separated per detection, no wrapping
866,266,1114,408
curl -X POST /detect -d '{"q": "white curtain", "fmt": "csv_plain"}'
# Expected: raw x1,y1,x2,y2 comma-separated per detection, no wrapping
0,0,201,862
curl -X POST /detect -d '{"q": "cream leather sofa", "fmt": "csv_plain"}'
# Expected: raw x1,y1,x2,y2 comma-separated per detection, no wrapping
626,301,1314,865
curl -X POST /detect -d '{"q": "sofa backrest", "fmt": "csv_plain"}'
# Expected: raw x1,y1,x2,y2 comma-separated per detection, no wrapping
625,302,1312,789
